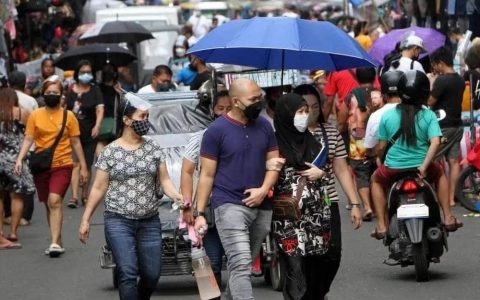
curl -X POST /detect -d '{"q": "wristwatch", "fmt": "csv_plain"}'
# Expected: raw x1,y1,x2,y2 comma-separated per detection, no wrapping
193,210,206,218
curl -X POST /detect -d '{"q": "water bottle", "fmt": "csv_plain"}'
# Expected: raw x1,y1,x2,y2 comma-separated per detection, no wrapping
191,247,221,300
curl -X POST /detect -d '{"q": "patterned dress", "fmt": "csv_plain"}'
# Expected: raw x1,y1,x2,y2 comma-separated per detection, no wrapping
272,124,347,257
0,122,35,194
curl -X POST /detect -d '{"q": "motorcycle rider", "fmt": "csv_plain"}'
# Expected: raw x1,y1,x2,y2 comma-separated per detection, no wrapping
370,70,463,239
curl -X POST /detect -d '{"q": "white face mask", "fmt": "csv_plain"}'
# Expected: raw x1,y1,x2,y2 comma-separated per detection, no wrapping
294,114,309,132
175,47,186,57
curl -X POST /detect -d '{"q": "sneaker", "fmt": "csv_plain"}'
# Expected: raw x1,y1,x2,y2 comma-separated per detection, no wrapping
46,243,65,258
251,255,263,277
67,200,78,209
3,217,11,225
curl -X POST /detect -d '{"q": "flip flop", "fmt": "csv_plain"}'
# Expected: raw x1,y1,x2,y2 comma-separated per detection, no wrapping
444,216,463,232
370,227,387,240
67,198,78,209
0,242,22,250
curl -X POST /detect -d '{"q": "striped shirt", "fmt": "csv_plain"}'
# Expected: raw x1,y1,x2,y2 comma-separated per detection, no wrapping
183,129,206,165
311,124,347,202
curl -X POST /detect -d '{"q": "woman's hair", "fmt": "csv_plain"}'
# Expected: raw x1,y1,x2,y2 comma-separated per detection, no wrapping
42,79,64,95
116,99,138,137
73,59,95,82
293,84,325,124
0,87,19,133
353,21,367,37
397,103,422,146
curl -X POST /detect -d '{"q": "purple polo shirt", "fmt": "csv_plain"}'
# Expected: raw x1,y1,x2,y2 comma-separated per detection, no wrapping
200,114,278,209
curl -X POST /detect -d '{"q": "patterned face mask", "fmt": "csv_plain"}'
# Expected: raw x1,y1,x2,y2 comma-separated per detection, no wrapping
131,119,150,136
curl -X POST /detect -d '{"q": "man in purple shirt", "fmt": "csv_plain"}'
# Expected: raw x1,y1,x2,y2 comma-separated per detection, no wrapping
194,78,280,299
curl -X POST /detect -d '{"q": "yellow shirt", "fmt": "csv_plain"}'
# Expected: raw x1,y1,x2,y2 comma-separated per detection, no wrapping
355,34,372,51
25,108,80,168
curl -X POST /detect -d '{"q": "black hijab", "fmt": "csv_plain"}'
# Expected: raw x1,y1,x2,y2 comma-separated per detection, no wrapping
274,93,320,170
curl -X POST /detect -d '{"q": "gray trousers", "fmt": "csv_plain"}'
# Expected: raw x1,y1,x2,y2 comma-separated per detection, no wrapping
214,203,272,300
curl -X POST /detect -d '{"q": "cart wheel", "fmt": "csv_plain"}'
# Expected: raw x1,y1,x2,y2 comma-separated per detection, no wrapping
112,267,119,289
269,241,285,291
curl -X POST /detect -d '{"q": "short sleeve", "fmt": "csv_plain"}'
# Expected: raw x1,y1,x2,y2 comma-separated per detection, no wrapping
95,146,112,172
200,126,221,160
150,140,166,163
377,114,389,141
364,115,378,149
183,131,202,164
94,85,104,106
25,111,36,137
430,76,446,100
266,123,278,152
426,110,442,139
67,111,81,137
414,61,425,73
334,131,347,158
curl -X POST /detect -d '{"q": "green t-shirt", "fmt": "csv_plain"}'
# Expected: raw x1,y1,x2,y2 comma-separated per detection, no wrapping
378,107,442,169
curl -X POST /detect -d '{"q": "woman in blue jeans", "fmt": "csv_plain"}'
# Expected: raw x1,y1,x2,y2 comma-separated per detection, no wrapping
79,95,182,300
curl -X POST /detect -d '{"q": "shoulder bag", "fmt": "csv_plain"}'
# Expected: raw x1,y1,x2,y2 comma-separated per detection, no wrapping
29,109,67,175
98,94,118,140
272,177,307,221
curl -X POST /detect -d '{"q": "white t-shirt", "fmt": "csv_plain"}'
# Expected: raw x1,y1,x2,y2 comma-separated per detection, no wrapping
137,84,156,94
187,15,211,39
364,103,398,149
388,56,425,73
16,90,38,113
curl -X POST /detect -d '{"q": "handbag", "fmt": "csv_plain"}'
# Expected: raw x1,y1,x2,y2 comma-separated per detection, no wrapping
272,177,306,221
98,96,118,140
98,117,116,140
29,109,67,175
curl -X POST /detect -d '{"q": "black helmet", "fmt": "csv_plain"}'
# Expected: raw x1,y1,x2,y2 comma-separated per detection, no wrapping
380,71,403,96
397,70,430,105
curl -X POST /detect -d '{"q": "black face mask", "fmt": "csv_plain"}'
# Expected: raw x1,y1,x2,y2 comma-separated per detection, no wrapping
242,101,264,121
156,82,176,92
44,94,61,107
102,71,116,83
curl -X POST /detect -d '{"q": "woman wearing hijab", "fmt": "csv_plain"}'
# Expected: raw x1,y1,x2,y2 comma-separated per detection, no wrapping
272,93,362,300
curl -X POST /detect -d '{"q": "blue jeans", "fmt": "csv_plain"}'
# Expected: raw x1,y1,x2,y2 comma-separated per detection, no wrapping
104,211,162,300
203,226,225,288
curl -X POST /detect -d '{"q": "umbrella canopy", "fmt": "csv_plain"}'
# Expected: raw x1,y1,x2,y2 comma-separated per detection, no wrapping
369,26,446,64
55,44,137,71
79,20,154,44
187,17,377,71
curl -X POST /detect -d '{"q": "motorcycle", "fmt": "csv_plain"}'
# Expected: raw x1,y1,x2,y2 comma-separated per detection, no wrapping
383,171,448,282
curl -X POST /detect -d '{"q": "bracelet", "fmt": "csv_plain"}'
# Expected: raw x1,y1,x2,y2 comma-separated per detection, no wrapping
350,203,361,207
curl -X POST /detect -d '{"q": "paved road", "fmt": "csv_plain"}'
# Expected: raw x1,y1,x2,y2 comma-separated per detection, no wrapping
2,192,480,300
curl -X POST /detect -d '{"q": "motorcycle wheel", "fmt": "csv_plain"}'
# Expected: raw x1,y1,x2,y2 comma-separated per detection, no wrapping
412,242,430,282
269,241,286,291
112,267,119,289
455,165,480,212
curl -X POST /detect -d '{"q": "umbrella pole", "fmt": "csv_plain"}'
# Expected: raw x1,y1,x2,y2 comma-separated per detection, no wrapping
470,72,476,147
281,50,284,89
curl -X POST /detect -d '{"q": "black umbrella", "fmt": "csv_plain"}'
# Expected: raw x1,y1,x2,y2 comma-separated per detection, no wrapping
79,21,154,44
55,44,137,70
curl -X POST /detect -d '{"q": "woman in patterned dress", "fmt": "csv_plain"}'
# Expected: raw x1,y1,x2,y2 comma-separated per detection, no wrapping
79,96,183,300
272,93,362,300
0,87,35,249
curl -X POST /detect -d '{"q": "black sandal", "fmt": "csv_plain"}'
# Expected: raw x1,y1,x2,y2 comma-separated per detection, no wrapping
370,227,387,240
444,216,463,232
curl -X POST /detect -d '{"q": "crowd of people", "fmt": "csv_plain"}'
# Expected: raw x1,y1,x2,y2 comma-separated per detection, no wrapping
2,2,480,300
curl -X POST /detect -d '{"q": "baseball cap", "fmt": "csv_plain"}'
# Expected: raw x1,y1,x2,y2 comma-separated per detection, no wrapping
401,35,426,52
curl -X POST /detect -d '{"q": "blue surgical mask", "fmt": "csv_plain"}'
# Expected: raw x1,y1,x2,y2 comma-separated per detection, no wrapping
78,73,93,84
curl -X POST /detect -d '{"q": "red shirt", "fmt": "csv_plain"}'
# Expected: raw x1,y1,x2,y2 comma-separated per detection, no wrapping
324,70,359,109
324,69,381,110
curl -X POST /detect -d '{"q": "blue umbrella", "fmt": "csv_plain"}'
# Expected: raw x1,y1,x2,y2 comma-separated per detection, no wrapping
187,17,377,71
